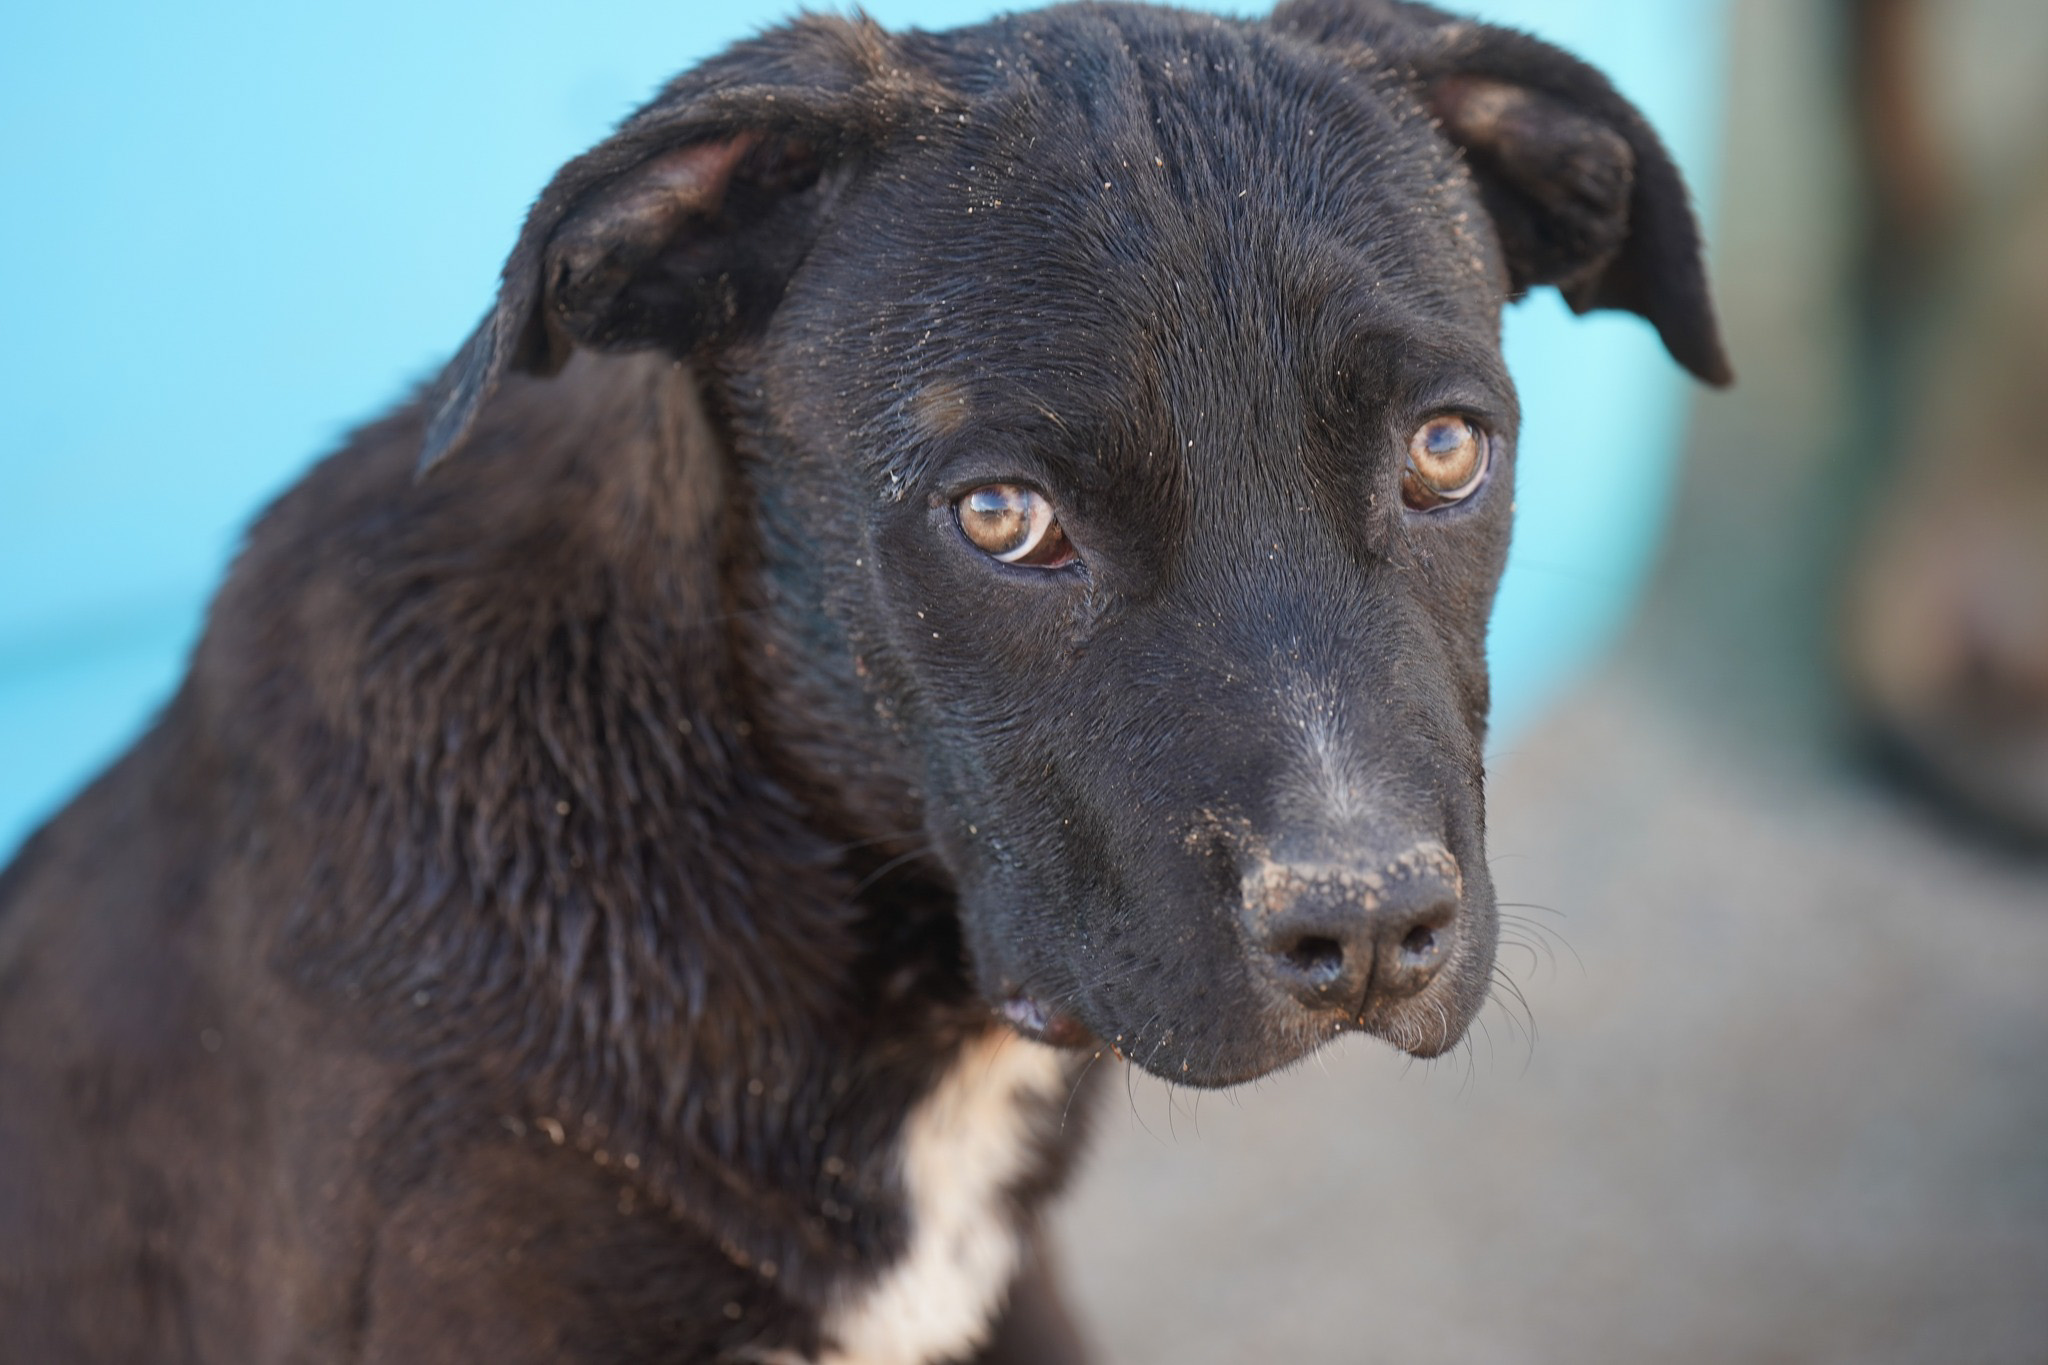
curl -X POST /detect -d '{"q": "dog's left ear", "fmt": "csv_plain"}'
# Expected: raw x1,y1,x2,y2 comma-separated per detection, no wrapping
420,15,948,472
1271,0,1732,387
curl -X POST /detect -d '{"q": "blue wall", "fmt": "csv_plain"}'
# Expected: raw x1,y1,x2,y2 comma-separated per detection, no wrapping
0,1,1726,860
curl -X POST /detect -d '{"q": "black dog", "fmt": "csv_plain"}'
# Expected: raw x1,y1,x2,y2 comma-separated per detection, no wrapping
0,2,1726,1359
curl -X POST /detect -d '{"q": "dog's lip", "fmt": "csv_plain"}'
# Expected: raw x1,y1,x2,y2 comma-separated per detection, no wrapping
997,994,1095,1049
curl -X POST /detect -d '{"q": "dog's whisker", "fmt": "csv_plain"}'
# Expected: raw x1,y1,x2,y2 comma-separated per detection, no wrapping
1061,1049,1105,1133
845,843,940,900
1495,899,1567,918
1494,929,1545,978
1498,912,1583,974
1122,1055,1164,1146
1484,966,1542,1071
822,827,935,859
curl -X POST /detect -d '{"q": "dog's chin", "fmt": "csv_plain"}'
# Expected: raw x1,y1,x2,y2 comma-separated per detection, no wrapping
997,994,1098,1050
994,983,1481,1088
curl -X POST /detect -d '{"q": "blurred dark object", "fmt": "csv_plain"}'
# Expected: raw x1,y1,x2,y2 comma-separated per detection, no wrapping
1841,0,2048,846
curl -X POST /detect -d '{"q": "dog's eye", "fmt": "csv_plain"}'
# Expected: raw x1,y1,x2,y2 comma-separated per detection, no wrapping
956,485,1075,567
1401,416,1490,510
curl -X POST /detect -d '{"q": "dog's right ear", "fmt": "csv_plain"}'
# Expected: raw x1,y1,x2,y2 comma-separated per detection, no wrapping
420,16,947,473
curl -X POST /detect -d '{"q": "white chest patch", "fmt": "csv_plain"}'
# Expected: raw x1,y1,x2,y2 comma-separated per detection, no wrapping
813,1033,1071,1365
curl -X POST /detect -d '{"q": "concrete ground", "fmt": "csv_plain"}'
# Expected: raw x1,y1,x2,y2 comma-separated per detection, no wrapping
1050,3,2048,1360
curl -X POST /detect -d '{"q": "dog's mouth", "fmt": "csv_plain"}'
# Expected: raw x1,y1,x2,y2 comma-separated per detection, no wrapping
998,994,1096,1050
992,952,1491,1084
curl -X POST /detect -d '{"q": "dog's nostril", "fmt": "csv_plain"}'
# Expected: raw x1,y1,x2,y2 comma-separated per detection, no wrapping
1281,935,1347,986
1399,924,1437,962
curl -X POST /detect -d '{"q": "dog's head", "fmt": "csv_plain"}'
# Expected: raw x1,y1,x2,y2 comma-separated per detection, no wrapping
424,1,1726,1086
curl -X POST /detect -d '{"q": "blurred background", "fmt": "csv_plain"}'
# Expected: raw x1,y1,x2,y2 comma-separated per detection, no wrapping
3,0,2045,1361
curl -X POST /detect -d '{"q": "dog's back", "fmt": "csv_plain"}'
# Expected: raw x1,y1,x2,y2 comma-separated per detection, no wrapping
1,696,239,1357
0,395,458,1357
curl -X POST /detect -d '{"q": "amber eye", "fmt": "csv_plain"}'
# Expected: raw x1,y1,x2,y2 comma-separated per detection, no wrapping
1401,415,1490,510
955,484,1075,567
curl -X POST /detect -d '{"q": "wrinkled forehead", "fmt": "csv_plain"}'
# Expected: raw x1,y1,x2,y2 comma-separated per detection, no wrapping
783,6,1512,484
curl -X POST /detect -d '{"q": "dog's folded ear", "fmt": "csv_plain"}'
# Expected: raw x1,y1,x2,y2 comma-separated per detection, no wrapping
420,16,948,472
1271,0,1732,387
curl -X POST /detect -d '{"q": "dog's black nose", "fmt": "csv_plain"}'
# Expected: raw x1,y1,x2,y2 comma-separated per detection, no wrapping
1243,843,1462,1014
